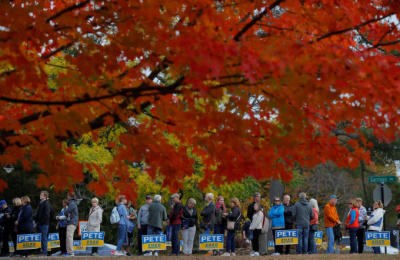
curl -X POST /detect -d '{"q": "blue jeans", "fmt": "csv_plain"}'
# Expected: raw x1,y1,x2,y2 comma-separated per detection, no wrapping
214,224,225,252
349,227,358,253
147,225,163,253
296,225,309,254
373,246,381,254
171,224,181,255
117,224,127,250
326,227,334,254
37,224,49,254
308,227,317,254
226,230,236,253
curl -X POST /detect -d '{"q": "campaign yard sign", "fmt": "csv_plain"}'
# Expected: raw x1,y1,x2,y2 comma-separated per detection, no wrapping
47,233,60,249
73,240,86,251
166,240,183,251
314,231,323,245
8,241,14,253
142,235,167,251
268,241,275,250
17,234,41,250
199,235,224,250
81,232,105,247
275,229,298,245
366,231,390,247
78,221,88,236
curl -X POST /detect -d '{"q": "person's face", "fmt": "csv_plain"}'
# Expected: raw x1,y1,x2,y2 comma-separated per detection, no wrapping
40,193,46,201
122,199,127,205
126,201,131,207
254,195,261,203
254,204,259,211
146,198,152,204
230,202,235,208
173,197,179,202
357,200,362,207
206,196,211,203
330,198,338,205
1,204,6,209
62,201,68,207
92,200,98,207
373,202,378,210
274,198,280,205
218,198,224,205
188,202,194,209
348,202,353,208
284,196,290,204
21,200,26,206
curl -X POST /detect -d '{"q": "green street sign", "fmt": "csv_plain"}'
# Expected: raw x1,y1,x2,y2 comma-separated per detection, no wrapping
369,176,397,183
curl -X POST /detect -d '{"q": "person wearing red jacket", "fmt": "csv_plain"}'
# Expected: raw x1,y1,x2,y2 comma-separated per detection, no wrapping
346,199,360,254
168,193,183,256
396,205,400,227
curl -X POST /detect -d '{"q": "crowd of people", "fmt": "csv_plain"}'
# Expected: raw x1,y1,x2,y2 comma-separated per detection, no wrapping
0,190,390,257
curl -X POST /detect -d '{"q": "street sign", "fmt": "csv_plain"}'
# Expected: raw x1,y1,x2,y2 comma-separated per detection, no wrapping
369,176,397,183
373,184,392,206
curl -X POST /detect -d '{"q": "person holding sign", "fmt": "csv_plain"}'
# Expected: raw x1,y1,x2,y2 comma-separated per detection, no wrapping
308,199,319,254
62,191,79,257
181,198,198,256
56,199,68,256
346,199,360,254
15,196,33,258
221,198,241,257
249,202,263,256
87,197,103,256
269,197,285,256
364,200,385,254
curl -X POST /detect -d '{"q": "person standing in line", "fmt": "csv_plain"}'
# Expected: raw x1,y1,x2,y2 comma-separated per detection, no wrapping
56,198,68,256
293,192,314,254
168,194,183,256
62,191,79,257
114,195,130,256
122,200,137,256
0,200,12,257
15,196,34,258
356,198,367,254
308,198,319,254
269,197,285,256
137,195,152,256
87,197,103,256
249,202,263,257
346,199,360,254
35,191,52,256
181,198,197,256
282,195,294,255
364,201,385,254
7,198,22,257
324,195,341,254
247,193,262,221
200,193,215,257
221,198,241,257
144,195,168,257
214,196,227,256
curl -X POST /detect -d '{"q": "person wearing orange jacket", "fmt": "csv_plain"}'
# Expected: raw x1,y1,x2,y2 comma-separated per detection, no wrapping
324,195,342,254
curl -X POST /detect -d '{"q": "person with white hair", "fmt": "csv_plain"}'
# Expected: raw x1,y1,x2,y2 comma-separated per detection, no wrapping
200,193,216,256
308,198,319,254
144,195,167,257
87,197,103,256
292,192,314,254
181,198,198,256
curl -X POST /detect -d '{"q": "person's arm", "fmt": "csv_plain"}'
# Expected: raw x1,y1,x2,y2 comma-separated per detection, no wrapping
310,206,314,220
292,204,297,220
284,205,293,217
367,210,383,225
137,207,142,227
19,206,32,224
97,209,103,225
43,203,51,221
63,202,75,216
169,204,182,222
201,205,213,217
348,210,356,225
247,204,254,221
163,207,168,221
325,207,340,224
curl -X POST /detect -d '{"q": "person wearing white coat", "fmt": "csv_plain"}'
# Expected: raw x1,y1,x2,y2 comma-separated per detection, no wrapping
365,200,385,254
87,198,103,256
249,202,264,257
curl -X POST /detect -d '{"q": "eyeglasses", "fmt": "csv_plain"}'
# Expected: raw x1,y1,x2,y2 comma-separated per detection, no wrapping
274,200,280,202
146,198,152,200
348,203,352,204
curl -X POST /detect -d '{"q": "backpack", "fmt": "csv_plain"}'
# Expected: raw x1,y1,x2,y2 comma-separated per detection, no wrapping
261,211,270,234
110,206,121,225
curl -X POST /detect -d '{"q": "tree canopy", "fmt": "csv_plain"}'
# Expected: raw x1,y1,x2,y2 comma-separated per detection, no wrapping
1,0,400,198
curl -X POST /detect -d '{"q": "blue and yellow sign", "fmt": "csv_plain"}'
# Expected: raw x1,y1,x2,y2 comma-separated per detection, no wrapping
366,231,390,247
275,229,298,245
142,235,167,251
16,234,41,250
166,240,183,251
8,241,14,253
73,240,86,251
81,232,105,247
47,233,60,249
268,241,274,250
199,235,224,250
314,231,322,245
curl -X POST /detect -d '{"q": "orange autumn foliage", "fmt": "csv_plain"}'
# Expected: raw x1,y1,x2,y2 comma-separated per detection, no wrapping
1,0,400,198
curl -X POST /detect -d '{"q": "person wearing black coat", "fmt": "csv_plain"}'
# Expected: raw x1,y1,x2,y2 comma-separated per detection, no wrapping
35,191,51,256
283,195,294,254
247,192,262,221
8,198,22,257
15,196,34,258
200,193,216,256
222,198,242,257
0,200,12,256
181,198,198,256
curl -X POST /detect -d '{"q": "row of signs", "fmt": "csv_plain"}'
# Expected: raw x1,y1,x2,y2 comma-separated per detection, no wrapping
12,230,391,251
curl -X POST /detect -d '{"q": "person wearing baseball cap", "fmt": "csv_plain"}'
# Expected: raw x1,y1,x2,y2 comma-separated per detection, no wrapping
0,200,12,256
168,194,183,256
137,195,152,255
324,195,341,254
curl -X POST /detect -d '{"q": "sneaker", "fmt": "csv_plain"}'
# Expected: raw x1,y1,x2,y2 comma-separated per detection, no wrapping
144,252,153,256
253,252,260,256
91,252,99,256
63,254,75,257
114,251,125,256
154,252,158,256
221,252,231,256
126,252,132,256
230,253,236,256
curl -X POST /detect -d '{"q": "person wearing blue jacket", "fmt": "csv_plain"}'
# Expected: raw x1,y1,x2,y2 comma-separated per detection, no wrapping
15,196,34,258
269,197,285,256
62,192,79,257
114,195,130,256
